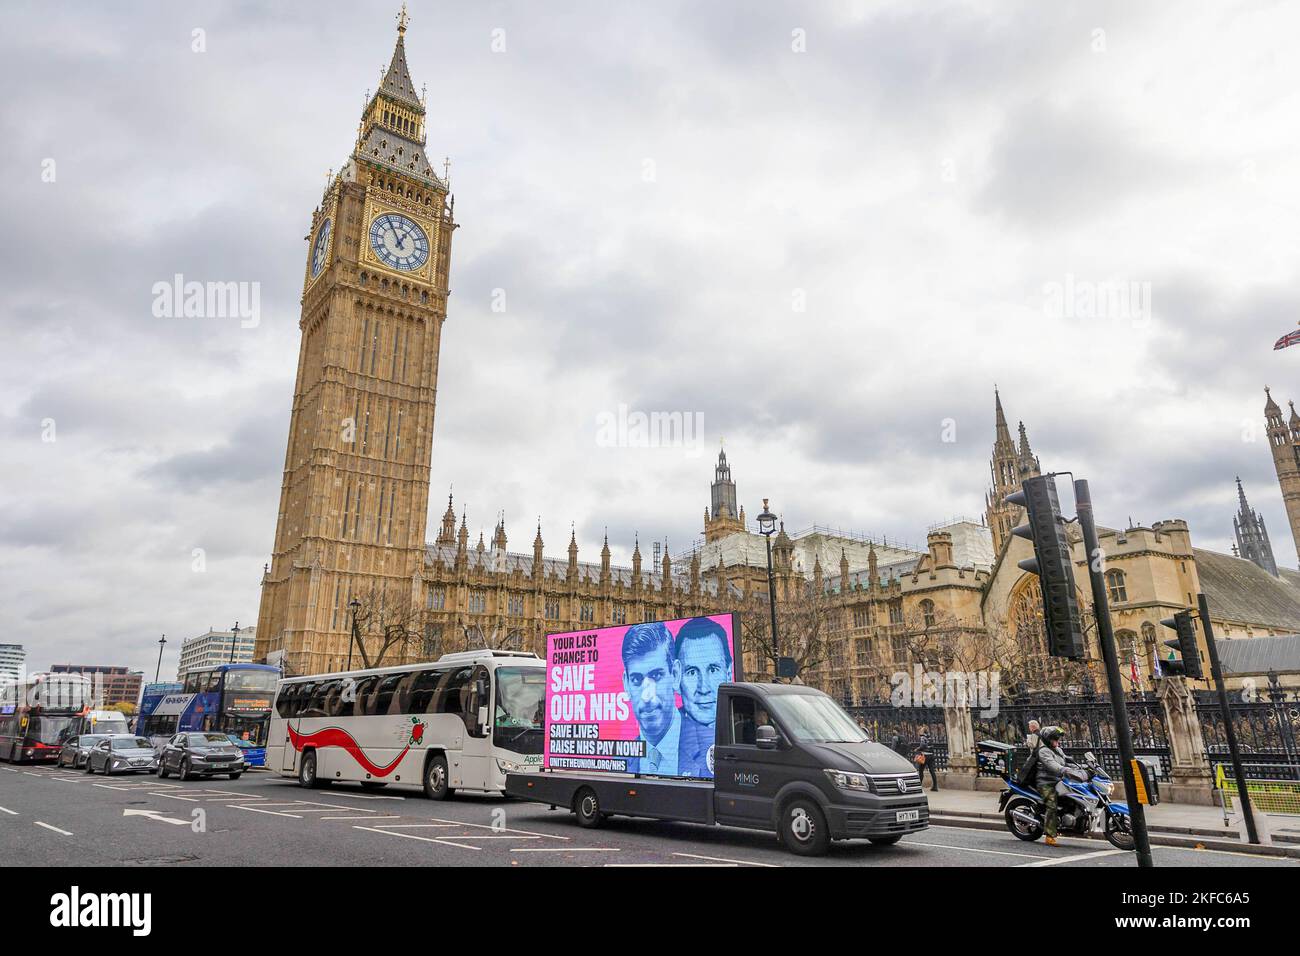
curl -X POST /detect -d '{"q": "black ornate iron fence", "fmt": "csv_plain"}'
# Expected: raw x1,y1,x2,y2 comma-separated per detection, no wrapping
845,689,1300,783
846,703,949,771
1196,691,1300,781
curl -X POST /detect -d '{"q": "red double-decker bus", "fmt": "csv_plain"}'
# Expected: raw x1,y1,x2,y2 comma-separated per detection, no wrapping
0,673,92,764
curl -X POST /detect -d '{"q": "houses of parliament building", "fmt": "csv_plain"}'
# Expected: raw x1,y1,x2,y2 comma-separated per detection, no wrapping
255,14,1300,696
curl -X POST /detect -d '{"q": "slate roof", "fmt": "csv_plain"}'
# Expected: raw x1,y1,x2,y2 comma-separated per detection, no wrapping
1194,548,1300,630
1216,633,1300,675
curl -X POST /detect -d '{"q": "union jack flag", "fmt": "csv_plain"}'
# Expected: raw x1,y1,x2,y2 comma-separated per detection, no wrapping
1274,329,1300,350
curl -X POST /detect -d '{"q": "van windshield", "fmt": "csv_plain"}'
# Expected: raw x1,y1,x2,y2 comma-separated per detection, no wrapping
767,694,869,744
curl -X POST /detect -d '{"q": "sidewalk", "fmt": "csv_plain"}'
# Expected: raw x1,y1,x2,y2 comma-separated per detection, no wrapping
924,778,1300,858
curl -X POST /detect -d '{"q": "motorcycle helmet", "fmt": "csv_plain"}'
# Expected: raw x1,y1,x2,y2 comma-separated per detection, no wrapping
1040,726,1064,744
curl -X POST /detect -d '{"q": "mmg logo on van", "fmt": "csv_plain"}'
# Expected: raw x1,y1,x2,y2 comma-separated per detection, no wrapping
50,886,151,936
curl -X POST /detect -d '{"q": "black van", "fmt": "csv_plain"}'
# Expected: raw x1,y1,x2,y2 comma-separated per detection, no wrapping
506,681,929,855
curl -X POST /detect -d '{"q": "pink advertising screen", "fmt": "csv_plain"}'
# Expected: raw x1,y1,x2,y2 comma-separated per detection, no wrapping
544,613,739,779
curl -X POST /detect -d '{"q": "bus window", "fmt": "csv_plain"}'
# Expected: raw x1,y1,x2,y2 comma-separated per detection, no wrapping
351,676,378,717
323,680,348,717
301,681,332,718
183,673,201,694
435,667,472,730
369,671,408,717
408,668,444,713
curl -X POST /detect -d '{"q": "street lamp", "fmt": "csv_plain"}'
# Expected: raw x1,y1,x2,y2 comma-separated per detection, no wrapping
154,634,167,684
757,497,781,680
347,598,362,671
229,621,240,664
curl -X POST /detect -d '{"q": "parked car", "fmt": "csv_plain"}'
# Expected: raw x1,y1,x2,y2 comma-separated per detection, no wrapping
57,734,108,769
84,735,159,775
157,732,246,780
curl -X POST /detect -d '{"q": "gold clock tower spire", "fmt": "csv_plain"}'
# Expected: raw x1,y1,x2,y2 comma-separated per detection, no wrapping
256,14,455,675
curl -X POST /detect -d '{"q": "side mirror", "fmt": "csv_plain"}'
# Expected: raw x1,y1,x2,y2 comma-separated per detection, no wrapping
1084,750,1096,763
477,705,489,729
756,724,779,750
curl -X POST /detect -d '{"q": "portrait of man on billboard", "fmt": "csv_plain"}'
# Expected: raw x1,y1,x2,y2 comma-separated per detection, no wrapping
620,621,682,775
674,616,733,778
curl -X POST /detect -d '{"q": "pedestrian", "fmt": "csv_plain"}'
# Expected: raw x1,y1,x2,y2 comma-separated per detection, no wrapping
1025,719,1040,750
1035,726,1069,847
913,732,939,791
889,731,905,756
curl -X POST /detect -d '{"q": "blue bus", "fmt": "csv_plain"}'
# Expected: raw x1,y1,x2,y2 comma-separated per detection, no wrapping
137,664,278,767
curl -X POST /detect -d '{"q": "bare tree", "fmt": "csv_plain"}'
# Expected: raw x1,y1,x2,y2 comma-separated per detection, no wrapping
349,584,426,668
741,581,835,682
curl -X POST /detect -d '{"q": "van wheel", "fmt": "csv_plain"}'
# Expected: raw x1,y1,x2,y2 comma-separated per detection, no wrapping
574,787,605,828
298,751,321,789
869,834,903,846
779,797,830,856
423,754,453,800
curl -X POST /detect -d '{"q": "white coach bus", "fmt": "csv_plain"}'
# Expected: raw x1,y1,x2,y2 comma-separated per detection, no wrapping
267,650,546,798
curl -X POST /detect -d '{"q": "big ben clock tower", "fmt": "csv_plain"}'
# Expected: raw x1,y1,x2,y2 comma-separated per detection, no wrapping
256,7,454,675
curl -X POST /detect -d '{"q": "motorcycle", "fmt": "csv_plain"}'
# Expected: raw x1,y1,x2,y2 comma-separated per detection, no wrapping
998,750,1135,851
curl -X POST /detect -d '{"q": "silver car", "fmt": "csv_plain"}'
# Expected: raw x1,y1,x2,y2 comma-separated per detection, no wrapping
57,734,108,769
85,735,160,775
157,732,247,780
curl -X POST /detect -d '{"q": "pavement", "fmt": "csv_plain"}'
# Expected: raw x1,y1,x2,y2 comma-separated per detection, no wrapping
3,762,1297,867
924,778,1300,858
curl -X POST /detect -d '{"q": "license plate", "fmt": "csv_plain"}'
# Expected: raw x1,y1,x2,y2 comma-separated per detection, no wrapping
896,809,920,823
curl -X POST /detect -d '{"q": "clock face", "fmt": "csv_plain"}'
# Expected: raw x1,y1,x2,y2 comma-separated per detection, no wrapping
310,219,331,278
369,213,429,272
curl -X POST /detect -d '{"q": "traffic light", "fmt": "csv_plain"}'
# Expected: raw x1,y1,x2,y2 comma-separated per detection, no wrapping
1006,475,1085,659
1159,610,1203,680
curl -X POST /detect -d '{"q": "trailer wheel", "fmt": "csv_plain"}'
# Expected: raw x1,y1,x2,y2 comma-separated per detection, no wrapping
778,796,830,856
573,787,605,828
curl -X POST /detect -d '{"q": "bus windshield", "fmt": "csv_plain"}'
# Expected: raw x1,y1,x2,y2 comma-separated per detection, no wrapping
493,667,545,755
223,669,278,692
30,716,75,745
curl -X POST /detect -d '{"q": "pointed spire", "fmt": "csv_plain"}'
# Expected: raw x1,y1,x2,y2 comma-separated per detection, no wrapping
1290,400,1300,429
994,387,1011,441
1265,385,1282,416
380,6,422,109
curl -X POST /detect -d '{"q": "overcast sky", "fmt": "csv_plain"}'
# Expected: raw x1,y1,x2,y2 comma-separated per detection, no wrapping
4,0,1300,678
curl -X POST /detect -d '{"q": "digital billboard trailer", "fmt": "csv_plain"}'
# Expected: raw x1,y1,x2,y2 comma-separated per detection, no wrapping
544,613,740,779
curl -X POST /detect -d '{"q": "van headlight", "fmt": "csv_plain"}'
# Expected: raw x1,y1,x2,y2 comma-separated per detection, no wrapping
824,769,871,791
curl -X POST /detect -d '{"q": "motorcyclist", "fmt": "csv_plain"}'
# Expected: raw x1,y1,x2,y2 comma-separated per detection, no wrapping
1035,726,1070,847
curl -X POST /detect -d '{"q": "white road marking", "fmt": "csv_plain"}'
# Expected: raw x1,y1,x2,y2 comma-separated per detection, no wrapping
23,772,42,777
319,815,403,821
371,823,463,829
149,792,201,802
421,815,568,839
2,767,18,772
35,821,72,836
123,808,190,827
1019,848,1127,867
228,805,303,819
672,852,779,867
511,847,620,853
352,825,480,850
0,805,18,815
91,784,133,792
903,840,1043,860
